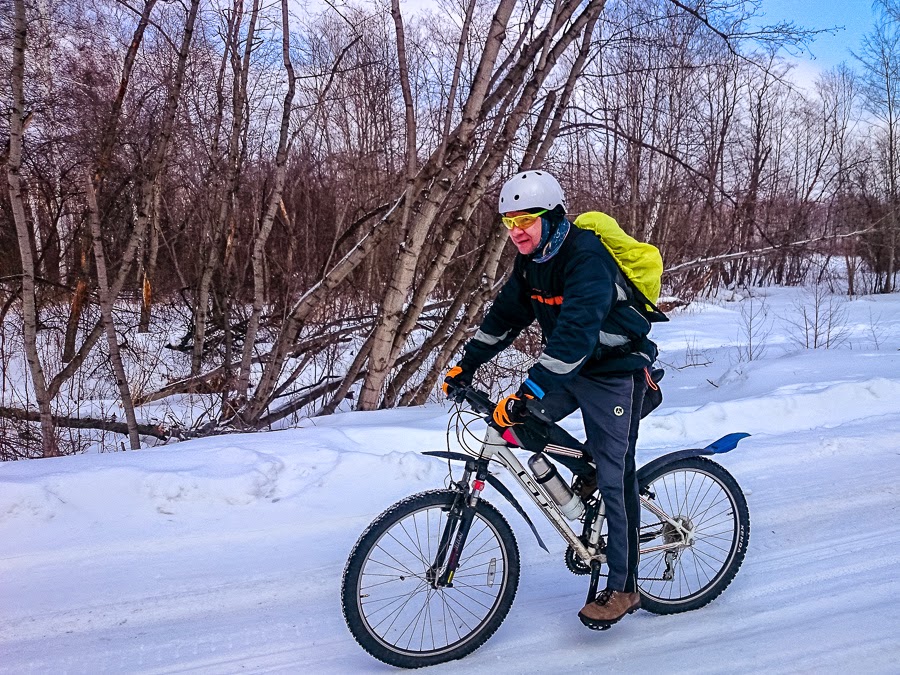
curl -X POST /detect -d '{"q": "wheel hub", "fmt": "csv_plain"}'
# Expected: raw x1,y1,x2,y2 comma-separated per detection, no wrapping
662,516,695,546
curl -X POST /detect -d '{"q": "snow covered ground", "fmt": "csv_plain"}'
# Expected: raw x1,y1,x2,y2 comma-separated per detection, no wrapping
2,286,900,673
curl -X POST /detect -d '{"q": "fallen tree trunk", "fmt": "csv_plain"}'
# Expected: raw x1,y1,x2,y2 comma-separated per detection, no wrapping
0,406,168,441
664,227,878,276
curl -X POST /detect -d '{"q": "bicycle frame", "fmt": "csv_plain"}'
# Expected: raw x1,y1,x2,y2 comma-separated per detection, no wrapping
426,389,749,599
473,426,694,561
426,429,683,581
476,426,596,563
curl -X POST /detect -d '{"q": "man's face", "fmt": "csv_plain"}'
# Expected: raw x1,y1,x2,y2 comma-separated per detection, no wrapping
505,211,544,255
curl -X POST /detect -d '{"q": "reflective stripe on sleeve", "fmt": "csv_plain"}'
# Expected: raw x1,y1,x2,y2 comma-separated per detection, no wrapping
473,329,509,346
537,353,586,375
597,331,631,347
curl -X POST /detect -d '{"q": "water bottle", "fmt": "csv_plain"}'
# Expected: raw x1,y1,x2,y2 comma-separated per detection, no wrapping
528,453,585,520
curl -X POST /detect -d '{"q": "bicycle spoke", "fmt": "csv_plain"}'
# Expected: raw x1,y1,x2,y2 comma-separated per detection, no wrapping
688,495,729,525
688,548,713,586
440,590,475,635
355,497,510,656
365,553,422,578
386,530,430,569
692,537,732,555
369,582,429,630
362,583,427,610
446,583,496,612
687,478,718,519
685,473,707,517
457,543,502,569
398,588,432,650
442,585,489,621
451,579,502,598
373,543,421,576
410,511,425,565
691,544,727,567
638,465,742,605
361,576,414,592
440,588,452,646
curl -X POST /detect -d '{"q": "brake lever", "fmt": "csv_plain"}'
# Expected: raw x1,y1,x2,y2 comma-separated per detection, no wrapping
447,386,468,404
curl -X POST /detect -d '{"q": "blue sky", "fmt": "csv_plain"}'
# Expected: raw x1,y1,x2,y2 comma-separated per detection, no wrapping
339,0,878,71
386,0,878,83
756,0,877,69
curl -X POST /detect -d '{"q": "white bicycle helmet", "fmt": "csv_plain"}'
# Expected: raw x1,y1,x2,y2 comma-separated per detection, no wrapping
498,170,566,213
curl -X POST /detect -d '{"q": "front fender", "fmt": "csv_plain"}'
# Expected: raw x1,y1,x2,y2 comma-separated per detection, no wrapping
421,450,474,465
637,433,750,485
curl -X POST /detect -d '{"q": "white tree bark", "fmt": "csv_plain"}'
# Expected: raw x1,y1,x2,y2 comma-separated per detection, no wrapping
83,169,141,450
7,0,58,457
235,0,297,403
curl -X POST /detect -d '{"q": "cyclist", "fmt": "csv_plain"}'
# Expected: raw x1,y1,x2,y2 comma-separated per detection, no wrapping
443,169,658,629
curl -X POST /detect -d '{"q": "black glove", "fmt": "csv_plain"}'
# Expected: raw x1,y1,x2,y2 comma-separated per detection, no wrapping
442,365,473,402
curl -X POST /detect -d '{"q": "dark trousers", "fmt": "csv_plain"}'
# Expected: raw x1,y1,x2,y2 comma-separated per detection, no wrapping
539,371,647,593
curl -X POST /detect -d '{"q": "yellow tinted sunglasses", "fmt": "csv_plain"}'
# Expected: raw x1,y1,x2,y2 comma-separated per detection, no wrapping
501,209,547,230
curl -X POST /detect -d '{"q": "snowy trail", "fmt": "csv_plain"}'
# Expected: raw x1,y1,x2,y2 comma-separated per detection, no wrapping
2,289,900,673
4,414,899,673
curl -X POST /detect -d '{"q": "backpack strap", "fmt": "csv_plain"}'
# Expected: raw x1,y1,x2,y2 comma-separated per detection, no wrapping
630,285,669,323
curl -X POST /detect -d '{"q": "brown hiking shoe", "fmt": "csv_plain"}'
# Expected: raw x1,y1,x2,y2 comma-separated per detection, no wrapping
578,589,640,629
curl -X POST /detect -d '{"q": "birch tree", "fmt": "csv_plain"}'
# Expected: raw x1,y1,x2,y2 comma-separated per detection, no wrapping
857,0,900,292
6,0,58,457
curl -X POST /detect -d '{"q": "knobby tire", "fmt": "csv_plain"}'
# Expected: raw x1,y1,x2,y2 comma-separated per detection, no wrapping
341,489,520,669
637,456,749,614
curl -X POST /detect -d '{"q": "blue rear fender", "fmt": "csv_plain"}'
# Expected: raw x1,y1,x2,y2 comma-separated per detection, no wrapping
636,432,750,485
703,432,751,454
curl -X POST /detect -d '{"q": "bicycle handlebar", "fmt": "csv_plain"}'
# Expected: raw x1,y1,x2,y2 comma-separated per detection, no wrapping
454,385,554,425
456,386,496,416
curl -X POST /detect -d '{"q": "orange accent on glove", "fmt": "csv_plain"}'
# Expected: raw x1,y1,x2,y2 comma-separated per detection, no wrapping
493,394,523,427
442,365,464,396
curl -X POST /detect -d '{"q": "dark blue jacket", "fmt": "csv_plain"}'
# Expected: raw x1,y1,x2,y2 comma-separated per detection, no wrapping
460,225,657,396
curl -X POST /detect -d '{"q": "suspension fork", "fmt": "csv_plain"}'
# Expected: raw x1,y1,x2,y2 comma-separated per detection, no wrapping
431,460,489,587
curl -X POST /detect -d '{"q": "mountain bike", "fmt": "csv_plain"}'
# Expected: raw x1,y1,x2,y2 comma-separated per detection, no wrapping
341,385,750,669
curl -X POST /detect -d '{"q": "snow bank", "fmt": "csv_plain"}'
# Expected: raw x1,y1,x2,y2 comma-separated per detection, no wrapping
1,286,900,673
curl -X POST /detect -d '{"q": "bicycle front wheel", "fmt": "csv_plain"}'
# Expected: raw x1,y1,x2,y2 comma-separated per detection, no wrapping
341,489,520,669
637,456,749,614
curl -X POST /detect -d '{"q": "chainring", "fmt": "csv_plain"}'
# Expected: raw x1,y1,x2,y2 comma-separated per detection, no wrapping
565,546,593,575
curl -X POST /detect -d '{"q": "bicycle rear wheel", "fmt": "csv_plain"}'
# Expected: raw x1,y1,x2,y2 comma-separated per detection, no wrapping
637,456,749,614
341,489,520,668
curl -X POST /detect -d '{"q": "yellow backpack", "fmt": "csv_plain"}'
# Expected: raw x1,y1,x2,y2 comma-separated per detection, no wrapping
573,211,667,320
